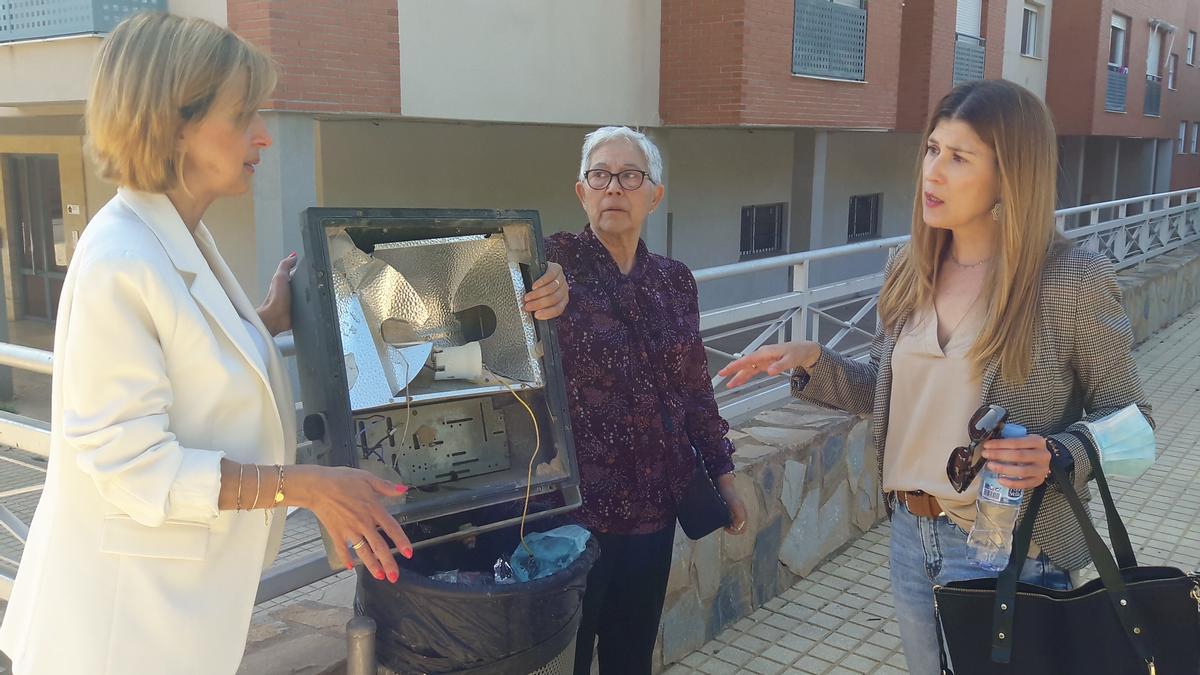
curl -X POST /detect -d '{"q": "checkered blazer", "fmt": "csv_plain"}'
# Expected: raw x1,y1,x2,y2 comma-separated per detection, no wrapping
793,242,1152,570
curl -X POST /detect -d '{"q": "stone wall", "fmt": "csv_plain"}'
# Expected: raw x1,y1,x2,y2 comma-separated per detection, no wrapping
651,239,1200,671
655,403,879,667
1116,243,1200,344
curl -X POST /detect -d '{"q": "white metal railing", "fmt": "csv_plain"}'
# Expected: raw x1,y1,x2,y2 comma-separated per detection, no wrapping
701,187,1200,420
0,188,1196,603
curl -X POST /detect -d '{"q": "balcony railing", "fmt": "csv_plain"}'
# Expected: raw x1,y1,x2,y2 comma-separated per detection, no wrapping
792,0,867,81
1106,66,1129,112
1144,75,1162,117
952,34,986,86
0,0,163,44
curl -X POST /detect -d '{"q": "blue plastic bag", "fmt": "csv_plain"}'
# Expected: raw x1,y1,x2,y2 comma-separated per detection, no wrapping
511,525,592,582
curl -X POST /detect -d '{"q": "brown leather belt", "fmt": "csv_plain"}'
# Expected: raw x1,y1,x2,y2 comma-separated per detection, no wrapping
892,490,945,519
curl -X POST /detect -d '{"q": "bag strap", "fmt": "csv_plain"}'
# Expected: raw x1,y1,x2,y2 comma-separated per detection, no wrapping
988,458,1157,672
1071,430,1137,568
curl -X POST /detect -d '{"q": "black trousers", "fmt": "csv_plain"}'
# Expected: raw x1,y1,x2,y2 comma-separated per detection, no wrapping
573,525,675,675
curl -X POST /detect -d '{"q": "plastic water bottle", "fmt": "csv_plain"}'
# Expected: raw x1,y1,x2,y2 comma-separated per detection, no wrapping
966,422,1028,571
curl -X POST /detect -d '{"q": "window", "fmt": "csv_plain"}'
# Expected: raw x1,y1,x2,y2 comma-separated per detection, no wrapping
956,0,982,38
1147,27,1164,77
1189,31,1197,65
847,194,882,242
1179,122,1188,154
739,203,786,259
1021,4,1041,57
1168,54,1179,89
1110,14,1129,68
1191,123,1199,154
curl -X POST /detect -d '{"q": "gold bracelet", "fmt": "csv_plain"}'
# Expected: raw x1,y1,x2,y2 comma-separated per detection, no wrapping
236,464,245,511
268,465,285,525
250,465,262,511
273,465,286,507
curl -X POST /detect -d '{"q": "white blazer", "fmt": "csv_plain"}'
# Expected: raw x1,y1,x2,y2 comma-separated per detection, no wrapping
0,189,297,674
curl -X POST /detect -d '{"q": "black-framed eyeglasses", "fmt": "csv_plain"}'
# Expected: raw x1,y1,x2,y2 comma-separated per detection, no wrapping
583,169,653,191
946,404,1009,493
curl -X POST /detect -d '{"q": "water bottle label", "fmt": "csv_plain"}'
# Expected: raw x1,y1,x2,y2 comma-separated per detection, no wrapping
980,477,1023,505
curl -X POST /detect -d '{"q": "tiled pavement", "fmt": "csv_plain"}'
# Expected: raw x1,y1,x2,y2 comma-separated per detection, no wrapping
662,307,1200,675
2,309,1200,674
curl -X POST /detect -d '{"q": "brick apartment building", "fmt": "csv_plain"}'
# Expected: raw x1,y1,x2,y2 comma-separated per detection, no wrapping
1,0,1198,323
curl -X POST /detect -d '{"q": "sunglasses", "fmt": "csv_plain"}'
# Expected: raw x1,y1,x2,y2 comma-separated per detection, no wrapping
946,404,1009,493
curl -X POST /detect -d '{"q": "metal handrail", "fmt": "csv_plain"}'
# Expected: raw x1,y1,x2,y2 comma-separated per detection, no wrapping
0,187,1196,605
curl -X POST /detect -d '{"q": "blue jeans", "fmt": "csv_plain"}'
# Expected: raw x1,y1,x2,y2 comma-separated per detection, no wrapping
889,499,1072,675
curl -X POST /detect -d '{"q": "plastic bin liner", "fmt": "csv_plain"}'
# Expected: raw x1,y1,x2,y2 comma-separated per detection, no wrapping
356,525,598,674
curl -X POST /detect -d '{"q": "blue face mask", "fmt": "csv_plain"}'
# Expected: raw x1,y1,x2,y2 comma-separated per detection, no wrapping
1080,404,1155,477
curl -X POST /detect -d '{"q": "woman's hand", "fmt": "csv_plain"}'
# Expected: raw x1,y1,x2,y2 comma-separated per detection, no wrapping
523,262,569,320
257,252,298,336
981,434,1052,490
717,342,821,389
717,473,748,535
287,464,412,583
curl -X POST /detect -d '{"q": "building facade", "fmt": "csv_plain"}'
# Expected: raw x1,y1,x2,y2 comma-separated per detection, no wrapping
1,0,1197,324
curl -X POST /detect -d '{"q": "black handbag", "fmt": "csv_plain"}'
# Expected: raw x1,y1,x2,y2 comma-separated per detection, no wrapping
675,447,731,540
933,434,1200,675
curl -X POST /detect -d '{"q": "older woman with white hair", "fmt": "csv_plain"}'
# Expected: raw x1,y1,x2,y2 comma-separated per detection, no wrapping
546,126,747,675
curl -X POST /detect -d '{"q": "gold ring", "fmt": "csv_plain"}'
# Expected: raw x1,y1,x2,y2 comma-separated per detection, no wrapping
351,538,368,551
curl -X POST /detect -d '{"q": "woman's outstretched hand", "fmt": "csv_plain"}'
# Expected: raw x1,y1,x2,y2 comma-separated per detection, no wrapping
717,342,821,388
287,465,413,583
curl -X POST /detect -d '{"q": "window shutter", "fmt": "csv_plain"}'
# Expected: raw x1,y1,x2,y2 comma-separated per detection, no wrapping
956,0,982,37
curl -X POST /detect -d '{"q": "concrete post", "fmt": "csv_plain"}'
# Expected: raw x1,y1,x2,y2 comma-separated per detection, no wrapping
643,128,670,255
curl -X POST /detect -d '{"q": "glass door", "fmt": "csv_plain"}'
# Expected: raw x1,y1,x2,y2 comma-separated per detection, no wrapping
4,155,68,321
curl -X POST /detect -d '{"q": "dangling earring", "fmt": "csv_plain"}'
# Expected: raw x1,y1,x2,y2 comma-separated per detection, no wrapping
991,202,1002,221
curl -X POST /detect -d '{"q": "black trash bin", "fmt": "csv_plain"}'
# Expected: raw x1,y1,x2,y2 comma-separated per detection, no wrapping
356,525,598,675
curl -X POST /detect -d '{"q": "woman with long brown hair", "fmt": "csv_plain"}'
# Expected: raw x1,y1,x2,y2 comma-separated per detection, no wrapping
720,79,1150,673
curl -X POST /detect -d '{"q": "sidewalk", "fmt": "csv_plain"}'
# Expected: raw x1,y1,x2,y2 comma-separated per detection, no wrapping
665,306,1200,675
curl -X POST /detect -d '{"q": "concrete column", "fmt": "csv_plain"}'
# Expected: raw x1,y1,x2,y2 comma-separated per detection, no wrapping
1153,138,1174,193
643,128,670,255
808,130,829,250
1056,136,1086,209
254,113,319,295
789,129,815,255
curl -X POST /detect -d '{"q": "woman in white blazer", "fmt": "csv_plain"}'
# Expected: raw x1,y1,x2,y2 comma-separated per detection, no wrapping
0,13,568,675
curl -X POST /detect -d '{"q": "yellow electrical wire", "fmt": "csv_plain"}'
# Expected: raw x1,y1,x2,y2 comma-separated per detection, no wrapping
497,377,540,557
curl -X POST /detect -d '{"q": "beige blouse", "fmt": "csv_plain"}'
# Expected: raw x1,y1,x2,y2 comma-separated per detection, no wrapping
882,301,985,532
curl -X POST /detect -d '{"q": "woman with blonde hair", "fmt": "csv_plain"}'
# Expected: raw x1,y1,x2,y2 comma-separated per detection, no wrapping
0,12,567,674
720,79,1150,673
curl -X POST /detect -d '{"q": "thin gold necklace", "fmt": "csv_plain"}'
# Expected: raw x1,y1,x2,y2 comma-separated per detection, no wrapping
947,253,992,268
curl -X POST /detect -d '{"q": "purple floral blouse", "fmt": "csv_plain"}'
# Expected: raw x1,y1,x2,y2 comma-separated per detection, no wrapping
546,227,736,535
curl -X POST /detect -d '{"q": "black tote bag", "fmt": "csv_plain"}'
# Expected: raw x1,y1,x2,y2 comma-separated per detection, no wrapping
933,434,1200,675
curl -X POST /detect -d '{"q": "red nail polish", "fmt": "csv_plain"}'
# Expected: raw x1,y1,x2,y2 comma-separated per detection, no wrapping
347,563,354,571
373,570,384,581
402,547,413,559
387,571,398,583
395,484,408,494
289,251,297,257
